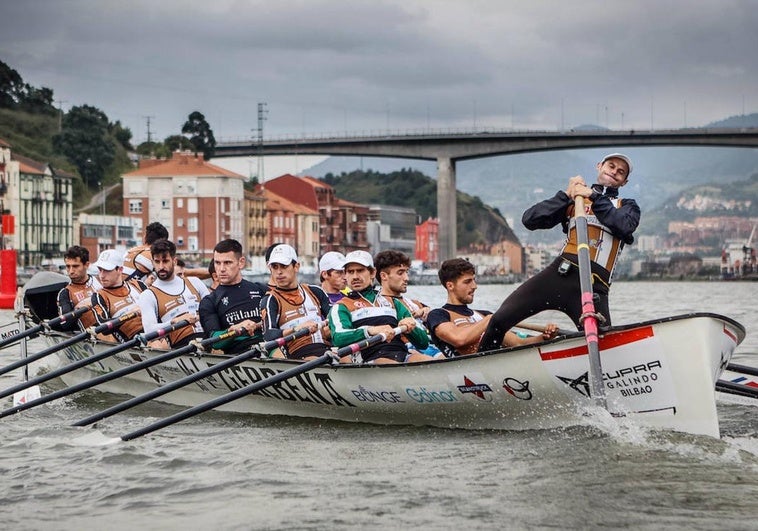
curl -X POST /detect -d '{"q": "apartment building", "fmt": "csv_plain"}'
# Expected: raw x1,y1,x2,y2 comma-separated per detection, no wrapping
122,151,244,261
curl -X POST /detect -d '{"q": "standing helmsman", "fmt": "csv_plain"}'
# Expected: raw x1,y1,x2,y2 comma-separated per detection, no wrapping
479,153,640,351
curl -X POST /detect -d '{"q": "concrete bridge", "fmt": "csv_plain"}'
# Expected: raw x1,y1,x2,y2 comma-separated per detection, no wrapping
213,127,758,262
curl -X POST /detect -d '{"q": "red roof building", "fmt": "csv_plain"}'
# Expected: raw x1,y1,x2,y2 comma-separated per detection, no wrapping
415,217,439,266
122,151,245,260
264,174,369,254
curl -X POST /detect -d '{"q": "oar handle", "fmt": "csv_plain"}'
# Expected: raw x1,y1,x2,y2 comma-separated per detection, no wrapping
136,319,191,346
44,306,91,330
515,321,573,336
258,320,327,355
87,309,141,336
333,325,408,360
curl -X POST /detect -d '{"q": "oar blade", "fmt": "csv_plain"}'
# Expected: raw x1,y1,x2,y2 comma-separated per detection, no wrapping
13,385,41,407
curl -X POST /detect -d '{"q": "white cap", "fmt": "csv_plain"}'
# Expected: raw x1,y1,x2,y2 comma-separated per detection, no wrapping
344,250,374,268
319,251,346,272
601,153,633,175
267,244,298,265
94,249,124,271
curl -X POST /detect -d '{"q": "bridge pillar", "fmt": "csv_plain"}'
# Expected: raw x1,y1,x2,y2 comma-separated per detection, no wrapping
437,156,457,262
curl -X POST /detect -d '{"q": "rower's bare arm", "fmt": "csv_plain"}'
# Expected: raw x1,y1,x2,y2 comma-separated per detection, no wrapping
183,267,211,280
434,314,492,349
503,323,559,347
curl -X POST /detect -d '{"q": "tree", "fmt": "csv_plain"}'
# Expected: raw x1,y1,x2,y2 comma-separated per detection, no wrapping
136,141,170,159
0,60,56,114
52,104,115,188
181,111,216,160
109,120,133,151
18,84,56,114
0,60,25,109
164,134,193,153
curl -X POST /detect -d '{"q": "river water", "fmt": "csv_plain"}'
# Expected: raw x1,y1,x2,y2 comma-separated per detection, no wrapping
0,281,757,530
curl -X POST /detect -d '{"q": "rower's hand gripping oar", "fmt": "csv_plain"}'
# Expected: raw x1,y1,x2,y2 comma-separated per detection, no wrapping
73,322,314,427
0,310,142,401
119,325,408,441
0,306,90,352
0,319,191,419
0,308,140,379
574,196,608,409
514,321,573,338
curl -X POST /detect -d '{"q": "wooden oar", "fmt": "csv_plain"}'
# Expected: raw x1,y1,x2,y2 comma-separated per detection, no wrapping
573,196,607,409
716,379,758,400
515,321,574,336
0,306,90,351
0,309,140,378
73,324,312,427
0,311,143,401
119,325,407,441
0,319,192,419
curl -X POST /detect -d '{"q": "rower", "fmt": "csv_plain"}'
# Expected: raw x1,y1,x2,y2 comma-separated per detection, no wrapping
328,250,429,364
318,251,348,304
137,239,210,349
54,245,102,332
198,239,268,354
427,258,558,357
373,249,440,359
122,221,168,283
260,244,331,360
90,249,146,342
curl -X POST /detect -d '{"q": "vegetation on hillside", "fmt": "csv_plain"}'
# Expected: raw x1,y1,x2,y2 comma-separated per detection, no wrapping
322,168,519,247
639,172,758,236
1,60,136,209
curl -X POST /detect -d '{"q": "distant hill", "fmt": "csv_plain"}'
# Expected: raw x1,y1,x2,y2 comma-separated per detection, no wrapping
303,114,758,244
321,168,519,248
641,173,758,236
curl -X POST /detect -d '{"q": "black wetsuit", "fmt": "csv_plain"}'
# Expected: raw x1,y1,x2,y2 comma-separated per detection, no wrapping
478,184,640,352
198,279,269,353
426,304,491,358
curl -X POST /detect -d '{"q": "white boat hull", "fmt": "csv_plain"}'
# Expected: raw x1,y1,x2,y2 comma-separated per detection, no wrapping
45,313,745,438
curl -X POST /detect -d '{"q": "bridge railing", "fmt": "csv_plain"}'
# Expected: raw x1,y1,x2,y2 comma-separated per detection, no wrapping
216,125,758,146
216,126,546,144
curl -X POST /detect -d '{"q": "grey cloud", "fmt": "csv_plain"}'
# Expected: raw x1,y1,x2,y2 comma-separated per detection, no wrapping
1,0,757,141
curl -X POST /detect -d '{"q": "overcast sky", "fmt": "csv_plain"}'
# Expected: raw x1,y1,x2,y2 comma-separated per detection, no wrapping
2,0,757,154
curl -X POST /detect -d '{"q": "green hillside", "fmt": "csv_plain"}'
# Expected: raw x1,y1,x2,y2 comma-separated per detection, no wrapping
322,168,519,248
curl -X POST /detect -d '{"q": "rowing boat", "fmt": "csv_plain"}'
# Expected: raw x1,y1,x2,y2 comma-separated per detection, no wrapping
15,272,749,438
